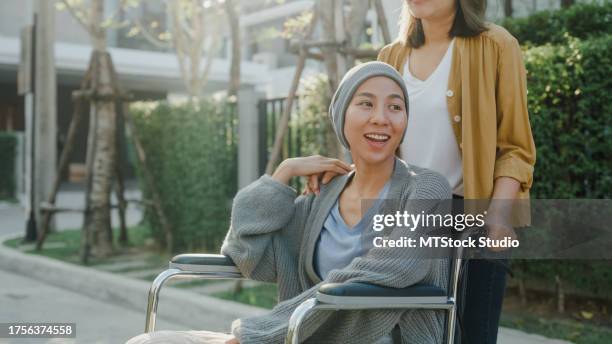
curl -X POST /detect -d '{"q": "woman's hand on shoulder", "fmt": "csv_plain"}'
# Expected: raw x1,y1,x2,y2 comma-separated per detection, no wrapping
271,155,352,194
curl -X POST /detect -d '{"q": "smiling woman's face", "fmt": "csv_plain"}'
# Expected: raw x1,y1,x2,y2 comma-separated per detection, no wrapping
343,76,408,165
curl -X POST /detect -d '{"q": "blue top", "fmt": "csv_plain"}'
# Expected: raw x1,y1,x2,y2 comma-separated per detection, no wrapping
314,178,391,280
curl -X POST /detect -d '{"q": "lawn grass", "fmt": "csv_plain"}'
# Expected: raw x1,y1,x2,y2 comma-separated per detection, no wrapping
213,283,278,309
2,224,169,266
500,312,612,344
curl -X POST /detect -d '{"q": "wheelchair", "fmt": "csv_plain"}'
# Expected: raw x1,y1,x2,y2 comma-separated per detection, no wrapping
143,246,464,344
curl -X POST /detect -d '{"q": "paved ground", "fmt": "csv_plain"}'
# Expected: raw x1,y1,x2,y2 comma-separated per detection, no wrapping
0,268,188,344
0,187,573,344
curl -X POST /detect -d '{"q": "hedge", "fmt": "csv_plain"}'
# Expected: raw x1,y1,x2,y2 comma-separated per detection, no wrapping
0,132,17,200
526,34,612,199
501,1,612,46
501,2,612,46
130,100,238,253
293,74,335,157
512,33,612,300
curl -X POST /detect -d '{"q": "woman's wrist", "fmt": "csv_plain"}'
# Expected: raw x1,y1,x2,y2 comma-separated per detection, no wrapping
271,160,293,185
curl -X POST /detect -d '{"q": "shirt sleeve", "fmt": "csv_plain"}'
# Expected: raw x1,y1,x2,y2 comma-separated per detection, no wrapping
220,174,312,283
494,36,537,192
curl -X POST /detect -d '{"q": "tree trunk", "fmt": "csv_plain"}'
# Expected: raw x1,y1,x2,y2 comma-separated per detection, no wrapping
518,278,527,306
504,0,513,18
555,274,565,313
225,0,240,97
85,0,115,258
88,51,116,258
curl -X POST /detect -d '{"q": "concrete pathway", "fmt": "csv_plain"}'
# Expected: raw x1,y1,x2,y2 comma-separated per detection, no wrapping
0,268,188,344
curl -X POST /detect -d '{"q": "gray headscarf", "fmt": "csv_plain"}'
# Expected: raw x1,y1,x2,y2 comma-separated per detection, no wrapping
328,61,409,150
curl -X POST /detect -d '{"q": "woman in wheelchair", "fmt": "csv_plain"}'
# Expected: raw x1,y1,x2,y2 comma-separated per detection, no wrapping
127,61,452,344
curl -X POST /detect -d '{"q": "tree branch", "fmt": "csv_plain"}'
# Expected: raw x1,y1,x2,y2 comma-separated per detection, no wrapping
62,0,93,35
133,17,173,49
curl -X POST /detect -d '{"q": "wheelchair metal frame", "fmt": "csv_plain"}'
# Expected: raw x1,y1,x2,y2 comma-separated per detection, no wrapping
144,254,462,344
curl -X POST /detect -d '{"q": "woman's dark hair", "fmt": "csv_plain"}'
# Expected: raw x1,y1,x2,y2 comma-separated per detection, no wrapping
399,0,488,48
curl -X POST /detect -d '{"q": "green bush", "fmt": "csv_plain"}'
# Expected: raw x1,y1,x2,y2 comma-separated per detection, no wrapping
501,2,612,46
526,34,611,198
0,132,16,200
512,34,612,300
293,74,335,157
130,99,238,253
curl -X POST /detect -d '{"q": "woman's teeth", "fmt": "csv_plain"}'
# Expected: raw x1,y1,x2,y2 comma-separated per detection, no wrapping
364,133,390,142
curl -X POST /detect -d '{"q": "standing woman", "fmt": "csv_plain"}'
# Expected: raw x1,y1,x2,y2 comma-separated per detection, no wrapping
377,0,536,343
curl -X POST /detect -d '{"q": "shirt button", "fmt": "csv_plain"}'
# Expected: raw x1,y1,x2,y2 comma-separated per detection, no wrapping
454,115,461,122
446,90,454,97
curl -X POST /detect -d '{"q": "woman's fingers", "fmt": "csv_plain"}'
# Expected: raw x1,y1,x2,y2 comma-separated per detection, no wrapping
331,158,352,172
302,180,313,195
286,156,351,185
321,170,340,185
309,174,320,195
322,161,352,175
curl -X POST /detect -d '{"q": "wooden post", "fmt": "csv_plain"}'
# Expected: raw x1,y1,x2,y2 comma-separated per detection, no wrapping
346,0,370,67
36,99,84,250
264,8,319,174
33,0,57,238
373,0,391,45
114,137,128,246
123,105,174,254
36,64,94,251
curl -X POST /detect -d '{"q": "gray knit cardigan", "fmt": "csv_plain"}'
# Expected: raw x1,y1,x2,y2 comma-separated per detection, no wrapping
220,157,452,344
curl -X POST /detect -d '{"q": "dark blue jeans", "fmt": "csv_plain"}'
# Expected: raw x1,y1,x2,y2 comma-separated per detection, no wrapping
452,194,508,344
457,259,508,344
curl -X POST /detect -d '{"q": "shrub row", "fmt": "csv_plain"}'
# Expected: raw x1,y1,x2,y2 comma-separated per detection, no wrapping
501,2,612,46
513,33,611,298
130,100,238,252
0,132,16,200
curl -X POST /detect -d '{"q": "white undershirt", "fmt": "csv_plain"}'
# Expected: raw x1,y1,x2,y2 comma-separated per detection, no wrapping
401,39,464,196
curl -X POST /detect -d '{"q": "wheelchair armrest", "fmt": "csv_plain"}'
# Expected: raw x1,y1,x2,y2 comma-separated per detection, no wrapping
169,253,241,274
315,282,448,307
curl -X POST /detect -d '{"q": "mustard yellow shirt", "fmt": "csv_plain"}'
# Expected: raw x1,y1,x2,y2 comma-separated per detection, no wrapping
378,24,536,208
